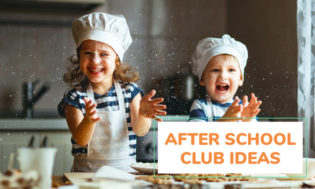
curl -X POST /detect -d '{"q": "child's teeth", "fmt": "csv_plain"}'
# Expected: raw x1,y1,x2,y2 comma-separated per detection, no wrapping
216,83,229,91
91,68,102,72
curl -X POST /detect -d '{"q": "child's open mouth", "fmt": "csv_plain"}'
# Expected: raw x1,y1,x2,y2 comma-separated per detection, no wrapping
88,67,104,74
216,83,229,92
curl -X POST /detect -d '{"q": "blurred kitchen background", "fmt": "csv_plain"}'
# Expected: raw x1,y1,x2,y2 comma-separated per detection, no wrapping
0,0,297,118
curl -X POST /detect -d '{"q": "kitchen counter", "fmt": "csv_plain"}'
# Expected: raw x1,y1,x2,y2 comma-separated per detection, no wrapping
0,120,72,174
53,173,313,189
0,119,68,131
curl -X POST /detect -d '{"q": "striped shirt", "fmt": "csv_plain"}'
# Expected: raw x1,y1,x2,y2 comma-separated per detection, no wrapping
189,97,257,122
58,81,143,158
189,98,233,122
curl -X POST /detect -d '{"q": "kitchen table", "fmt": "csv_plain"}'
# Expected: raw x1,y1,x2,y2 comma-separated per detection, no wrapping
51,173,315,189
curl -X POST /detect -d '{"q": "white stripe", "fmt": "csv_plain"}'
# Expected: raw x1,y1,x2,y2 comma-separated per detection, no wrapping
129,149,136,152
69,91,77,97
129,140,136,145
95,96,117,103
78,98,85,104
76,90,86,96
98,107,119,111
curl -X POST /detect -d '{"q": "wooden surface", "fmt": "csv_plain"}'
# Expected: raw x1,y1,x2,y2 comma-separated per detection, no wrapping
52,172,139,187
51,173,315,189
52,175,71,188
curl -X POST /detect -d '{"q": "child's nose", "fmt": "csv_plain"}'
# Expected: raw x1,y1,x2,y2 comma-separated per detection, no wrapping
219,70,228,79
91,54,101,64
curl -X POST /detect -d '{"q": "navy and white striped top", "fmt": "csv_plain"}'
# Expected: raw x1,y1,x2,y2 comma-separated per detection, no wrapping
189,97,258,122
189,98,233,122
58,81,143,158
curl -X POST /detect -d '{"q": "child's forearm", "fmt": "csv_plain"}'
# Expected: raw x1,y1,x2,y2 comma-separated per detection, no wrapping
132,114,151,136
72,118,96,146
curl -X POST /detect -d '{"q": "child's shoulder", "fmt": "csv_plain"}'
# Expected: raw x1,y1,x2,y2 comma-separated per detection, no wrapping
118,81,143,98
191,98,208,110
118,81,141,91
192,98,208,105
65,84,87,97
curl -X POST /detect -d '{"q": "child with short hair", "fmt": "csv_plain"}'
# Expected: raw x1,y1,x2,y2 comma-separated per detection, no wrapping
189,34,262,122
58,12,166,172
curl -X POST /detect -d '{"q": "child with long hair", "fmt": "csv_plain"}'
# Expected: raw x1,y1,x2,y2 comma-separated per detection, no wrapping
58,12,166,172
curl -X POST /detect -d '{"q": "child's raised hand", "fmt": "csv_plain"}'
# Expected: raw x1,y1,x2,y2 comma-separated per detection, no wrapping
83,97,100,123
139,90,167,122
221,97,243,121
241,93,262,121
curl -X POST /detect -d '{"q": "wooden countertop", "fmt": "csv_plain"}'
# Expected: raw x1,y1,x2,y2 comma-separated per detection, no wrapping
52,175,71,188
52,173,314,189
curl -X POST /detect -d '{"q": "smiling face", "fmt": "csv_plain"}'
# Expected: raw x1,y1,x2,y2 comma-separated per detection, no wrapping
79,40,118,86
200,54,243,103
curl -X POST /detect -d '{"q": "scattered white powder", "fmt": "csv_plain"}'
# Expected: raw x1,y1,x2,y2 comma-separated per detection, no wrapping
132,162,158,169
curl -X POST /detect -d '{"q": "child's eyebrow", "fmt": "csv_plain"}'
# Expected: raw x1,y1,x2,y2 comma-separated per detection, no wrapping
99,49,111,52
80,47,92,51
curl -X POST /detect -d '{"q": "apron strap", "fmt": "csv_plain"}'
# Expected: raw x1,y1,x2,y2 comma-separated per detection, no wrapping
114,81,125,110
86,82,125,110
86,84,96,104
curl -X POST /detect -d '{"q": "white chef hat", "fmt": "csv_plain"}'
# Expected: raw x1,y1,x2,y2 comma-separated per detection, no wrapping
72,12,132,61
192,34,248,81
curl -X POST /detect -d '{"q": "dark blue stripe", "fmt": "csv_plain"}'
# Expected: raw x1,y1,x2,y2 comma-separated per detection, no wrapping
124,98,131,103
95,99,132,109
129,135,137,140
72,148,87,154
71,138,76,144
212,100,243,107
189,109,208,121
212,101,232,107
129,152,136,156
97,101,118,108
198,99,207,105
129,144,136,149
57,102,66,117
128,127,133,131
130,87,142,100
58,94,83,117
